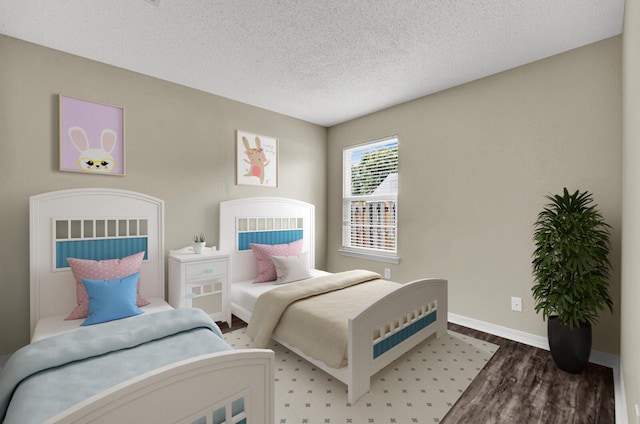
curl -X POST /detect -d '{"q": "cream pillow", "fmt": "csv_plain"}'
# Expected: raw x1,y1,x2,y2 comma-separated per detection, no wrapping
271,252,312,284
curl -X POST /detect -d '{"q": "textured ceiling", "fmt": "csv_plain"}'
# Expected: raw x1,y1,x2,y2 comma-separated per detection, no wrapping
0,0,625,127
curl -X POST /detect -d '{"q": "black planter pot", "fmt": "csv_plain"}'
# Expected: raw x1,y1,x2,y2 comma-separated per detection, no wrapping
547,316,592,374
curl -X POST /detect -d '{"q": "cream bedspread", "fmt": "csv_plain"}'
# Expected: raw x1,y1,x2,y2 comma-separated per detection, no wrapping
246,269,401,368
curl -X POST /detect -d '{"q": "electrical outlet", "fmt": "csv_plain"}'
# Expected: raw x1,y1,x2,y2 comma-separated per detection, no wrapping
384,268,391,279
511,296,522,312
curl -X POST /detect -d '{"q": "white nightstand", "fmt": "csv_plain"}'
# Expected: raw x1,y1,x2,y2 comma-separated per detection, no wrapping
168,247,231,328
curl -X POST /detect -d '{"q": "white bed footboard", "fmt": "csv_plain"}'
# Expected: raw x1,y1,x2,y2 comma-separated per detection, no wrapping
46,349,275,424
271,278,447,404
349,278,447,403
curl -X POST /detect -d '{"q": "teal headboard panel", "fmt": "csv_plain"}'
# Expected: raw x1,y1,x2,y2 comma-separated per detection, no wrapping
55,238,148,269
237,229,303,251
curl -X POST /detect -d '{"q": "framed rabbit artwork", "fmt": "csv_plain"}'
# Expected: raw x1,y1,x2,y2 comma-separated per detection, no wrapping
59,94,125,176
236,129,278,187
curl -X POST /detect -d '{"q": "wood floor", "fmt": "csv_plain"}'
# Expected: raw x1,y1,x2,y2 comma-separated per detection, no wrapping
443,323,615,424
220,317,615,423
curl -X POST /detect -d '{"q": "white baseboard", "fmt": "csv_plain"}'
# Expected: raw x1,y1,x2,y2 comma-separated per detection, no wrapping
448,312,627,424
448,312,549,349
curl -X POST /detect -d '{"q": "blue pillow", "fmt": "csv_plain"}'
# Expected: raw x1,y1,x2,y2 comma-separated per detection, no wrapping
81,272,143,326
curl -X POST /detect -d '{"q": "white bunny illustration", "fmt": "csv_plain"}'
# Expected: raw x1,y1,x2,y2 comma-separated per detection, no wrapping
68,126,118,173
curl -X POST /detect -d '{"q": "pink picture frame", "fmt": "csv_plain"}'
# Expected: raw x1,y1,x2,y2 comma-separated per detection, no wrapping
59,94,125,176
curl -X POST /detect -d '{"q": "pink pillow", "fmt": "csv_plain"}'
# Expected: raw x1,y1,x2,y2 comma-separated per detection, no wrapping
65,251,149,320
250,239,303,283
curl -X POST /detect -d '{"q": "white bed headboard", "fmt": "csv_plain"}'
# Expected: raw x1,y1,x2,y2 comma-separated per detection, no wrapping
219,197,315,283
29,188,165,336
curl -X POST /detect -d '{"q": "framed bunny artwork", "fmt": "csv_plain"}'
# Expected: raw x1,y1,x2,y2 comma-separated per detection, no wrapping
59,94,125,176
236,129,278,187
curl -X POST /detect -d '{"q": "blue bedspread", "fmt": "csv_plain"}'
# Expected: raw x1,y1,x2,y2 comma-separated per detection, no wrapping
0,308,231,423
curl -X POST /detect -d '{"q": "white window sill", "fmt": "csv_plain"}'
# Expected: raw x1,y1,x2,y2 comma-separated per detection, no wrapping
338,248,400,264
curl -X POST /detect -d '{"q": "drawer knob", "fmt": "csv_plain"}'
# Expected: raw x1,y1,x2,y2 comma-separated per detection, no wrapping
203,268,214,275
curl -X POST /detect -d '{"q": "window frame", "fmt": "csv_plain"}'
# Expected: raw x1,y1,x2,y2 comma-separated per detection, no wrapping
339,135,400,264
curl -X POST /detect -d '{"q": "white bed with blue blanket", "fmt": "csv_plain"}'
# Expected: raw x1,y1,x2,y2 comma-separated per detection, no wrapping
0,188,274,424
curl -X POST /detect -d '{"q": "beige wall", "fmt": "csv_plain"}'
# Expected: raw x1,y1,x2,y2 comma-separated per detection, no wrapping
0,35,327,355
622,0,640,421
327,37,622,355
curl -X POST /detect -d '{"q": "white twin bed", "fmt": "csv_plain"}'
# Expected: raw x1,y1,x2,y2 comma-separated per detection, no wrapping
219,197,448,404
0,188,274,424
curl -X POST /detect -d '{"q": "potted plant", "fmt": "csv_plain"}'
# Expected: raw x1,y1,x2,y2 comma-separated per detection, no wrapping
531,188,613,374
192,232,206,254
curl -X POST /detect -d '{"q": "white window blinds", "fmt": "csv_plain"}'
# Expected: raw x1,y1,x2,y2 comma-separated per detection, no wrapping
342,136,398,255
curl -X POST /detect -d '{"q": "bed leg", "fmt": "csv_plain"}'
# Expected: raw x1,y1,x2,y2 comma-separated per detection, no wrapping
348,318,372,404
438,282,448,338
348,379,370,405
436,315,448,338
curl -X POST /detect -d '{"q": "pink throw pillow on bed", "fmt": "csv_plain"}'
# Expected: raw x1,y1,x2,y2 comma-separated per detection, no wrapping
65,251,149,320
250,239,303,283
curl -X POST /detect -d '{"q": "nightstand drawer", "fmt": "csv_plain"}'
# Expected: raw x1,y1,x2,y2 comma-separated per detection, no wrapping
185,260,227,281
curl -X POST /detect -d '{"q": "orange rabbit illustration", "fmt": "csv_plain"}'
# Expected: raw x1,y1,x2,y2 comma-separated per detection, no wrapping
243,136,270,184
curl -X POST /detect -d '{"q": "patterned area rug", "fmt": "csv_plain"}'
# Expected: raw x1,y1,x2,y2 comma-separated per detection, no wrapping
224,328,498,423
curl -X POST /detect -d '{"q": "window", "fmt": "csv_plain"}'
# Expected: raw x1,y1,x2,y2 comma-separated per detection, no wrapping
341,135,399,263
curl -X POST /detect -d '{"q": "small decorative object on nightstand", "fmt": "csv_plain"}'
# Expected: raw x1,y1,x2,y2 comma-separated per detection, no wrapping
168,247,231,327
192,232,206,254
